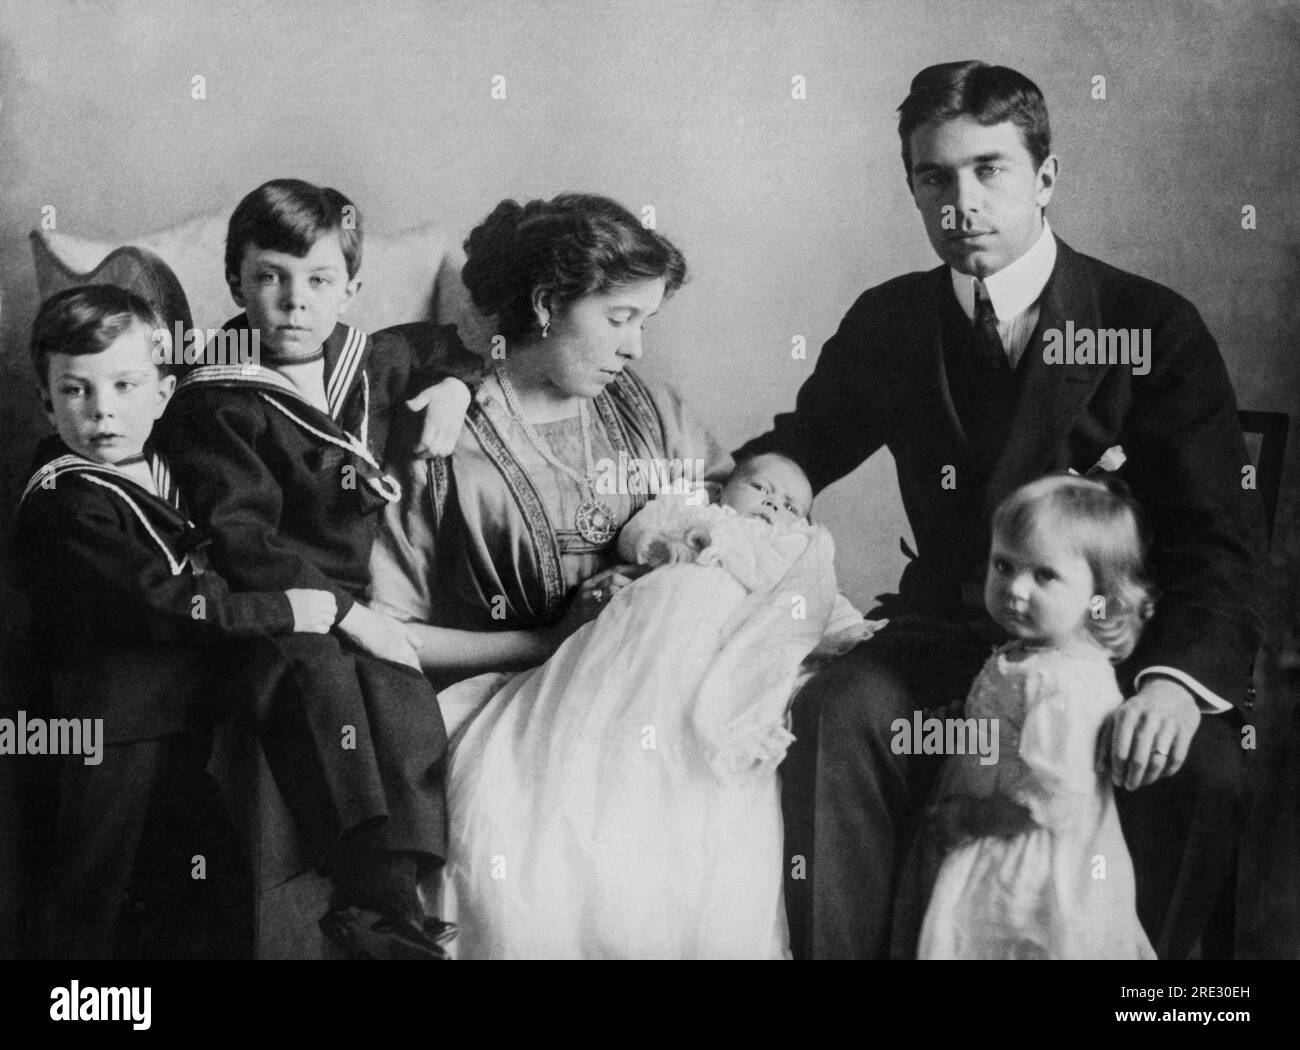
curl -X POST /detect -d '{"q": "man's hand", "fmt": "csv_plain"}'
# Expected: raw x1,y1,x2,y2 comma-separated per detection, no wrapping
1096,677,1201,791
336,602,421,670
406,377,472,458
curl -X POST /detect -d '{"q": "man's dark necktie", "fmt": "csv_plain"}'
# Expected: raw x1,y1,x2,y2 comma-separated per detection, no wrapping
972,293,1010,371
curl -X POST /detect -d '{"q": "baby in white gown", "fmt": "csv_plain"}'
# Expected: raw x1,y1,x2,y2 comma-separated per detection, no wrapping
442,454,882,958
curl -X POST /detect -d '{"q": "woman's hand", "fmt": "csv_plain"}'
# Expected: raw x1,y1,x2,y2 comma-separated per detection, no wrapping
545,563,646,646
336,602,422,670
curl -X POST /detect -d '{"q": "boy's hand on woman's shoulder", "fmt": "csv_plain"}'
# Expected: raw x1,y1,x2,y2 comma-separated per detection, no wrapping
287,588,338,633
336,602,422,670
407,378,472,458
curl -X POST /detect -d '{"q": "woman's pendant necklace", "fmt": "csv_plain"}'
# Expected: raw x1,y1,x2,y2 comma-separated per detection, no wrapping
573,484,617,545
494,363,618,545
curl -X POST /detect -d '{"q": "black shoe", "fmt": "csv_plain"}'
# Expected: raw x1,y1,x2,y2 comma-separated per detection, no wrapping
320,907,453,960
423,917,457,946
325,841,425,926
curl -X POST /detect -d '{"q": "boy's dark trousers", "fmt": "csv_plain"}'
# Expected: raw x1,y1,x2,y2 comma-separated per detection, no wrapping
31,730,240,960
243,633,448,878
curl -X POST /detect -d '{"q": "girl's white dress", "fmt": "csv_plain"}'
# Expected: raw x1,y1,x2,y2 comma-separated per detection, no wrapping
918,643,1157,959
441,496,875,959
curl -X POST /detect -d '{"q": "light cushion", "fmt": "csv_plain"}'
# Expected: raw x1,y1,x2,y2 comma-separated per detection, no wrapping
33,214,494,356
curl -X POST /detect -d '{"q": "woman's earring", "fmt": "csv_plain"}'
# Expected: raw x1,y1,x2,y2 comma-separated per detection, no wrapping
541,319,551,339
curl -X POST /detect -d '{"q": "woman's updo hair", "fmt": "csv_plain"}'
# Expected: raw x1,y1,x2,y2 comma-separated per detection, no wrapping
992,472,1156,663
461,194,688,341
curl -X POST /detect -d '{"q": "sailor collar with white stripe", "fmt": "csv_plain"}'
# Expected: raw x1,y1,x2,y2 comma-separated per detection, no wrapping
19,447,192,574
21,445,182,511
175,319,369,423
174,322,401,505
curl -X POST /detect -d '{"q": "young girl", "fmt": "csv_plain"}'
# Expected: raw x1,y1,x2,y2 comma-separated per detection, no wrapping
917,473,1157,960
442,453,881,959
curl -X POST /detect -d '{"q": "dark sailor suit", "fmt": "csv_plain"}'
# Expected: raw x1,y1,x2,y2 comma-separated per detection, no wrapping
153,317,482,911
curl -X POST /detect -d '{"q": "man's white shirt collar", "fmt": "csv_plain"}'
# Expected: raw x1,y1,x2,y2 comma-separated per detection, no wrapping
951,218,1057,322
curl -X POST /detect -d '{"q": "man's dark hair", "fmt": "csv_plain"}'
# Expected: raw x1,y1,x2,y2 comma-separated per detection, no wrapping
897,61,1052,181
225,178,363,285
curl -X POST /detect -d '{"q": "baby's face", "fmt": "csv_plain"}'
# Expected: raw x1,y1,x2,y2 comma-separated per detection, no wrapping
720,454,812,525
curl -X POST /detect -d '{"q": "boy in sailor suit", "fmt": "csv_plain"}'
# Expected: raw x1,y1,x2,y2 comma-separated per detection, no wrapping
16,286,338,959
153,179,483,959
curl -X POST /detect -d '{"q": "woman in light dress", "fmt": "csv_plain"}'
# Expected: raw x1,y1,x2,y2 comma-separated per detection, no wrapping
371,195,874,957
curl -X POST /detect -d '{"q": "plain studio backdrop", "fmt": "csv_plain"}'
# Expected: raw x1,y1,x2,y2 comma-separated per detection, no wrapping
0,0,1297,954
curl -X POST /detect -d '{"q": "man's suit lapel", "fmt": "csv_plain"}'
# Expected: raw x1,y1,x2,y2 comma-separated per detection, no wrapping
984,239,1107,515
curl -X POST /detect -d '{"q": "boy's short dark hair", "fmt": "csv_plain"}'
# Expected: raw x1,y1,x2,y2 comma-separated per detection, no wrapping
897,61,1052,180
224,178,363,285
31,285,168,386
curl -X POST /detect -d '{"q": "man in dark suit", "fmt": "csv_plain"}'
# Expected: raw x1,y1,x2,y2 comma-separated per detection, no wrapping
737,60,1265,959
